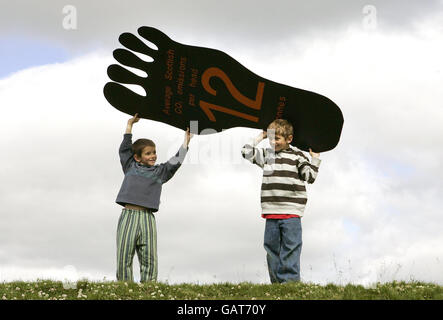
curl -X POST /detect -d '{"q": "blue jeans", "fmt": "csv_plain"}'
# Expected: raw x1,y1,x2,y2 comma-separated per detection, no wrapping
264,217,302,283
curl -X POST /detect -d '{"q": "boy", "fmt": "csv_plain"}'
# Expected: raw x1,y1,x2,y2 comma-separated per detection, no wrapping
115,113,192,282
241,119,320,283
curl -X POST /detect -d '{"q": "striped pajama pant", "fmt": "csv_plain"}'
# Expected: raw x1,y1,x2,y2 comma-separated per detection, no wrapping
116,208,157,282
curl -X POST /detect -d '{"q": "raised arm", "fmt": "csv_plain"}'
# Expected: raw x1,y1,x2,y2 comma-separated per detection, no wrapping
119,114,139,173
241,131,268,168
125,113,140,134
182,127,193,149
159,128,193,183
297,148,321,184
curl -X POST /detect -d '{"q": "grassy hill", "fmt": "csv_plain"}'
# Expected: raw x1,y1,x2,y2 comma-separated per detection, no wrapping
1,280,442,300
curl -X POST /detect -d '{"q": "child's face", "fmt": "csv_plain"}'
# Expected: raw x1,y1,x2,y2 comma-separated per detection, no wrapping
268,133,293,152
134,146,157,166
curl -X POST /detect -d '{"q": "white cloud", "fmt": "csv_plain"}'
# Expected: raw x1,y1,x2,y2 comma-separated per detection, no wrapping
1,14,443,285
1,0,441,57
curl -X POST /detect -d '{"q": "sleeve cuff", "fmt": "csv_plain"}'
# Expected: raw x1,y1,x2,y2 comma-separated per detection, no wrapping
311,157,321,167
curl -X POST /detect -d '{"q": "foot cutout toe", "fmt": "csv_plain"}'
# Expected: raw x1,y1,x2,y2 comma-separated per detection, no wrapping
119,32,158,58
104,82,147,114
137,26,169,50
107,64,146,86
113,49,152,71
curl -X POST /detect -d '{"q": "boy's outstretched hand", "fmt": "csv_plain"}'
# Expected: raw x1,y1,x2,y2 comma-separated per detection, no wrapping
183,127,193,148
309,148,320,159
126,113,140,134
128,113,140,126
253,130,267,146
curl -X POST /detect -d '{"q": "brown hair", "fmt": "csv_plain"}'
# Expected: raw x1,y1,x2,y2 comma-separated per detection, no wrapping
267,119,293,138
132,138,156,157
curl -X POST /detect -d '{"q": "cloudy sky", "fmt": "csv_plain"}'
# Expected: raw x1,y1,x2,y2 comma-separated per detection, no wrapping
1,0,443,286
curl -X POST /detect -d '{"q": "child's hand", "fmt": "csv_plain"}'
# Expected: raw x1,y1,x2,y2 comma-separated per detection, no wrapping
127,113,140,126
183,127,194,148
309,148,320,158
125,113,140,134
253,130,267,145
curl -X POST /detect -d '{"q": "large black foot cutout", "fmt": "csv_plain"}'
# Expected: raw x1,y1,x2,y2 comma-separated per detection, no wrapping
104,26,343,152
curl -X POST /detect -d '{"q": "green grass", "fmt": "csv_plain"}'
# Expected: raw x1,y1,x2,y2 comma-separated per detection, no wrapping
0,280,442,300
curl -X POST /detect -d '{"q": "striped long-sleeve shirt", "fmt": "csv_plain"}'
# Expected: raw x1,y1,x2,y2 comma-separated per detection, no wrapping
241,142,321,217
